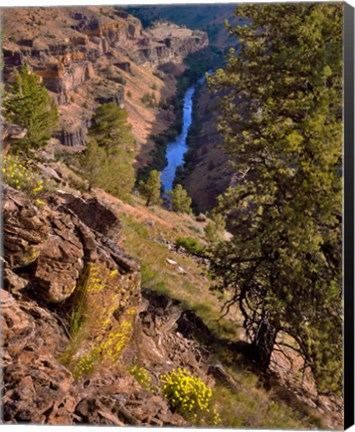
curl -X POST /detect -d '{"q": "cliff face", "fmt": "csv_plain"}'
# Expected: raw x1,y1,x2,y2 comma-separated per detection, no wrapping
126,4,237,49
130,22,208,65
2,7,208,148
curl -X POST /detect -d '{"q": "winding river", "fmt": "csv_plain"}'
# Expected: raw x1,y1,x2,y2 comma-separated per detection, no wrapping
160,74,206,192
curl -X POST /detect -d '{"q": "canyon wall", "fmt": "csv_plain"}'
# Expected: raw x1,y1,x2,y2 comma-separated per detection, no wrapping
3,7,208,148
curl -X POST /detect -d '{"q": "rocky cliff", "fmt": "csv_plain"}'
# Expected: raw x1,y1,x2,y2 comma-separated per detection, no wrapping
2,6,208,148
2,182,219,425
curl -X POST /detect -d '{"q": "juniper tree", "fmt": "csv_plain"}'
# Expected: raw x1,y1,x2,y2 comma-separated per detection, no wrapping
207,3,343,395
4,65,58,155
139,170,162,207
79,138,106,190
87,102,136,199
168,184,192,213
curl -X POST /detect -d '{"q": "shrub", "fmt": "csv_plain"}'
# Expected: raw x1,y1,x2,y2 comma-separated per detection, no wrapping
129,364,152,391
2,154,52,205
205,213,226,243
160,368,220,425
167,184,192,213
141,92,157,108
175,237,205,256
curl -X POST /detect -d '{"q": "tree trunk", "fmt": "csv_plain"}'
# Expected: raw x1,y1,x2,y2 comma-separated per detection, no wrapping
252,311,277,372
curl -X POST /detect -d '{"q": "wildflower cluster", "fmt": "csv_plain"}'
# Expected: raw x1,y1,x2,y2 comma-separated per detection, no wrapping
129,364,152,391
72,316,134,379
2,155,49,206
62,260,140,380
74,350,98,378
160,368,221,425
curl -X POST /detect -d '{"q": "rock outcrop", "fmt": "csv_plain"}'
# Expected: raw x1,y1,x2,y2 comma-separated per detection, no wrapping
53,127,87,148
1,185,214,426
1,116,28,156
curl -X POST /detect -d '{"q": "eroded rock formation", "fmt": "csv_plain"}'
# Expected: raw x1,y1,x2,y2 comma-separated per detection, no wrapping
2,7,208,148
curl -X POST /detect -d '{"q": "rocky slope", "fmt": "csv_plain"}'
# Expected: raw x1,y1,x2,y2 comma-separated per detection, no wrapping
1,163,342,428
2,6,208,149
1,182,215,425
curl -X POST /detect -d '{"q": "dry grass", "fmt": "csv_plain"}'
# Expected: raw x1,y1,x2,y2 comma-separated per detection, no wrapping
96,189,239,341
94,189,327,429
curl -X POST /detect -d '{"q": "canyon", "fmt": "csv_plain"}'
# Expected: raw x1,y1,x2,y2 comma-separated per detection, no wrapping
3,6,208,150
1,4,343,428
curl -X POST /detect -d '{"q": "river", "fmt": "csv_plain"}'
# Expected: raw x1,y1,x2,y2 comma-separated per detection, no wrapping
160,74,206,192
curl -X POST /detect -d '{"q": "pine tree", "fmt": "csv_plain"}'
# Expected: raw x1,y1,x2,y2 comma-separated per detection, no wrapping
79,138,107,190
139,170,162,207
168,184,192,213
208,3,343,395
87,102,136,199
4,65,58,155
89,102,134,157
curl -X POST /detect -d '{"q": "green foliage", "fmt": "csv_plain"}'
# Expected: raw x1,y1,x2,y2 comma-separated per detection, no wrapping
167,184,192,213
204,213,226,242
3,65,58,155
160,368,221,425
212,380,322,429
204,222,215,242
138,169,162,207
141,92,157,108
2,154,52,206
208,3,343,395
84,102,136,199
79,138,106,190
175,237,205,256
89,102,133,157
61,262,137,379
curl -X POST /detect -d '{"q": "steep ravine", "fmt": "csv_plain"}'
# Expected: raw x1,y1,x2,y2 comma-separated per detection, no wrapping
160,76,204,191
1,6,343,429
175,78,233,212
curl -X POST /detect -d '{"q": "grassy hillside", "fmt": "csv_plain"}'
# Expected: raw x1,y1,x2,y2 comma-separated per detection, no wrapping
92,188,326,430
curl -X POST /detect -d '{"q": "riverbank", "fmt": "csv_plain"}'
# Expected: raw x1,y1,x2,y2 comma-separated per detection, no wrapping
136,47,223,184
161,78,203,191
175,76,233,213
